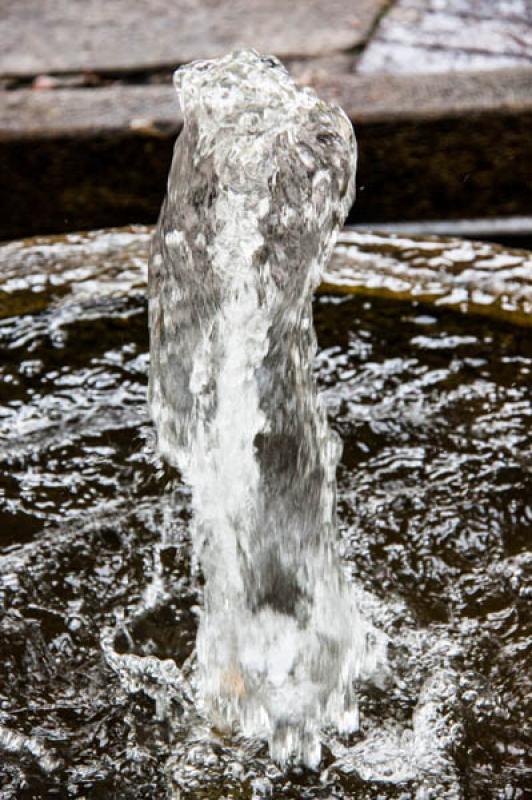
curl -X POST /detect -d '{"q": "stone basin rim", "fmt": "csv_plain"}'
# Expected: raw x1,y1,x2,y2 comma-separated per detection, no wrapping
1,224,530,328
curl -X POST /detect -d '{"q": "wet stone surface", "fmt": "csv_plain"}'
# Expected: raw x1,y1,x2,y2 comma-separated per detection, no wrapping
1,226,530,326
0,232,530,797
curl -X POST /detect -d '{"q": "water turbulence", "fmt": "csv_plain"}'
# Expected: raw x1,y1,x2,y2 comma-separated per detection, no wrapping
1,225,531,797
145,49,382,764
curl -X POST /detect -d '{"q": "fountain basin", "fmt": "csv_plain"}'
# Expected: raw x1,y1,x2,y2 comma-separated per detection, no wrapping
0,228,530,798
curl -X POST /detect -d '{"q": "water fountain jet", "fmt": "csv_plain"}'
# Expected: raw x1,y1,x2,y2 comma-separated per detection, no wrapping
148,48,383,766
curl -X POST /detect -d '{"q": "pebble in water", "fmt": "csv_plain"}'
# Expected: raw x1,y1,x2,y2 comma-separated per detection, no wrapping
148,48,383,765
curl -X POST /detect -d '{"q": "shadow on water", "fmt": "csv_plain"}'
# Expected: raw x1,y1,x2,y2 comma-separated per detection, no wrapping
0,286,530,797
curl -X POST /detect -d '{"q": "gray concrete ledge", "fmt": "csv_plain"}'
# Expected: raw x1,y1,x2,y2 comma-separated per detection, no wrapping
1,68,531,239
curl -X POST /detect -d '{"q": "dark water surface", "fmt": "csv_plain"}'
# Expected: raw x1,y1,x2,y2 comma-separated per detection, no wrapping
0,285,530,798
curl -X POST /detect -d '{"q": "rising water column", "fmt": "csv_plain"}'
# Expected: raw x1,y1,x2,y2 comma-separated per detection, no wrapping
149,49,371,765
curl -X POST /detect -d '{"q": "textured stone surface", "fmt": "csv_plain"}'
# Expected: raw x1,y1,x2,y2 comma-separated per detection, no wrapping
0,0,387,77
358,0,532,74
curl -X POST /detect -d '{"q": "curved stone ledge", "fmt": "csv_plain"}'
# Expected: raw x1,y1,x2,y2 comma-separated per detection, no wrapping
2,226,530,327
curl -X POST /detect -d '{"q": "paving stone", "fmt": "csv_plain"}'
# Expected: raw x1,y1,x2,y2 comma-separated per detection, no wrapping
358,0,532,74
0,0,387,78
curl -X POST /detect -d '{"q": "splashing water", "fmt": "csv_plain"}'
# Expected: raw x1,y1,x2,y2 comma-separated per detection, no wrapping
2,224,531,797
147,49,384,764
